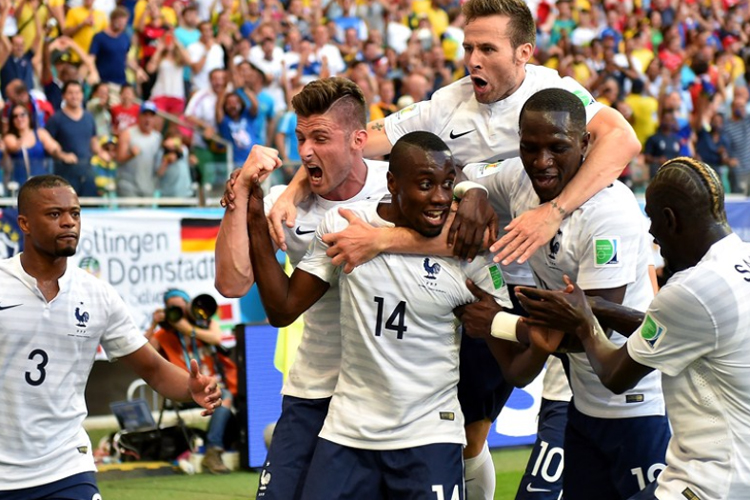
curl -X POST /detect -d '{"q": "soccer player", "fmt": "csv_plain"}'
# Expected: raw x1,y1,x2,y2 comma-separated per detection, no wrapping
247,131,516,499
266,1,640,496
0,175,221,499
456,88,670,499
516,157,750,500
214,77,391,500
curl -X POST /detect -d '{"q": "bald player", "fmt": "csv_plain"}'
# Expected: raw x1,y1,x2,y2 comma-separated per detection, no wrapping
517,157,750,500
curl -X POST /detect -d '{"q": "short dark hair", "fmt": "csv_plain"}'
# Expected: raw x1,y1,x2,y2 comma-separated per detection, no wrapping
291,77,367,132
389,131,453,178
62,80,83,95
18,175,73,215
462,0,536,49
520,88,586,134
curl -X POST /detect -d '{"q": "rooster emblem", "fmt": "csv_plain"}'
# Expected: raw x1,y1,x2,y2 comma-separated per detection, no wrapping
548,229,563,261
75,307,90,327
423,258,441,280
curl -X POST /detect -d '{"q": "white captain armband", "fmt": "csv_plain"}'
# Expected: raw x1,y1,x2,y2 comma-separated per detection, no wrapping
490,311,521,342
453,181,488,200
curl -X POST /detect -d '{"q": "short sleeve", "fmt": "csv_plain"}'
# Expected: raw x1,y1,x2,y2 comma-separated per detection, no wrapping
462,255,512,309
295,208,343,284
556,76,604,124
99,284,148,360
384,100,434,145
627,283,718,376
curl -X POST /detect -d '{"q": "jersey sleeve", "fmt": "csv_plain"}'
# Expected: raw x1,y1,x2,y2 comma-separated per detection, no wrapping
467,158,523,221
295,208,343,284
557,76,604,124
575,201,646,291
462,255,512,309
383,100,435,145
99,284,148,360
627,282,718,377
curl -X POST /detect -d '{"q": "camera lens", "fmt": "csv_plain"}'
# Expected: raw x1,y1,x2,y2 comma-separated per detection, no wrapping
165,306,183,323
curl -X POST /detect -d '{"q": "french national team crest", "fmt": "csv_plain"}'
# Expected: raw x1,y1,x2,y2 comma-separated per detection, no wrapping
423,258,441,280
75,303,90,328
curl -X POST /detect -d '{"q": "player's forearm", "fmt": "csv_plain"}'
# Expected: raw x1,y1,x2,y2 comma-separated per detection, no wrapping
555,110,639,213
588,296,644,337
484,335,546,388
282,166,311,204
215,183,255,297
579,320,637,394
379,226,453,256
123,345,193,402
246,206,299,326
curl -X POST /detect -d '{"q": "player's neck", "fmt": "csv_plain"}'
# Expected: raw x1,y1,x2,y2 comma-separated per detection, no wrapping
20,250,68,284
321,157,368,201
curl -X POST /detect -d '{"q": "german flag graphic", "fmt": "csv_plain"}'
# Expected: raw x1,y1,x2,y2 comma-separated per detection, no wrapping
181,218,221,252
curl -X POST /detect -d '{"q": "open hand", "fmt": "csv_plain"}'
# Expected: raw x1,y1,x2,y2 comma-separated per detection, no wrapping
491,202,563,264
448,189,497,261
323,208,380,273
188,359,222,416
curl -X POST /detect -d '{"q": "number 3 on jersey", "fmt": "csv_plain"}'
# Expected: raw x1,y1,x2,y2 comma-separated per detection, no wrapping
373,296,408,339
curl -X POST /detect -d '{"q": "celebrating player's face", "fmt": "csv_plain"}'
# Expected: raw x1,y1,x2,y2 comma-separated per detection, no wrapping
20,186,81,258
519,110,588,203
296,112,364,200
388,149,455,238
462,15,530,104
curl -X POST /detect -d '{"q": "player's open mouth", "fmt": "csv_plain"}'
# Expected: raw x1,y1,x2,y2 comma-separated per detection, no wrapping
423,208,448,225
307,166,323,183
533,173,558,190
471,76,489,91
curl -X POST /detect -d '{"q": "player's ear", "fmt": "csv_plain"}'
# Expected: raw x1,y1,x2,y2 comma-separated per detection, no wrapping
17,214,30,235
386,171,397,197
515,42,533,65
351,128,367,151
580,131,590,158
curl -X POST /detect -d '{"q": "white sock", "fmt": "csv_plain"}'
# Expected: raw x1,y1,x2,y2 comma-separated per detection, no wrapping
464,441,495,500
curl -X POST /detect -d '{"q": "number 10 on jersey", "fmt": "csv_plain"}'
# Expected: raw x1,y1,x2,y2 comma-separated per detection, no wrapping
373,296,408,339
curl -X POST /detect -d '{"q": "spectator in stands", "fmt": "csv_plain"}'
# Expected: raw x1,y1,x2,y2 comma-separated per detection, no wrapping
90,7,140,92
2,80,51,132
86,82,112,136
174,4,201,96
136,4,171,99
695,110,736,192
217,90,256,169
624,78,659,147
235,61,275,147
644,108,682,180
184,68,228,187
133,0,177,28
0,29,39,99
42,36,99,111
92,134,118,196
188,21,225,93
723,90,750,194
3,103,77,186
156,131,193,197
145,288,237,475
251,34,287,112
369,78,397,121
146,33,190,133
63,0,108,62
311,24,346,77
45,80,100,196
116,100,162,197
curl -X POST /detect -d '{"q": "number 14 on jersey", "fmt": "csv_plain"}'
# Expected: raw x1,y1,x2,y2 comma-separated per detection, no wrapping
373,296,408,339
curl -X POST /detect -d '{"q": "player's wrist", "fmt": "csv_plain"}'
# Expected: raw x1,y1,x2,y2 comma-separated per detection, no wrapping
549,197,567,220
490,311,521,342
453,181,488,200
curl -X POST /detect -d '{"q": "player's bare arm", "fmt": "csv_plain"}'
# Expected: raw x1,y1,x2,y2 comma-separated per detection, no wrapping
516,276,654,394
454,280,563,387
447,171,499,261
214,146,282,298
245,176,329,326
122,346,223,416
492,106,640,265
362,118,393,158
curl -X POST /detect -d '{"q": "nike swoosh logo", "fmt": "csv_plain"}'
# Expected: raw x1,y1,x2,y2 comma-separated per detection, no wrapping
526,484,552,493
295,227,316,235
449,129,475,139
0,304,22,311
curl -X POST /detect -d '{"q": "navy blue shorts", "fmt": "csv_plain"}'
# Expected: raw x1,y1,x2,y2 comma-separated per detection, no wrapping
256,395,331,500
301,439,464,500
515,398,568,500
563,403,670,500
1,471,100,500
628,481,658,500
457,284,526,424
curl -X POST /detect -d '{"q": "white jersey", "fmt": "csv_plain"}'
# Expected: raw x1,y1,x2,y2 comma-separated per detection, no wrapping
0,254,147,490
263,160,390,399
628,233,750,500
470,158,664,419
387,65,602,287
297,202,511,450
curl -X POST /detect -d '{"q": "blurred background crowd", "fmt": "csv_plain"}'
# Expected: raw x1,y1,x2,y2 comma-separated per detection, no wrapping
0,0,749,201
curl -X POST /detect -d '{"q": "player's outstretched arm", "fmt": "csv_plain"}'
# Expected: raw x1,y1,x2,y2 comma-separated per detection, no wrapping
516,276,653,394
122,347,223,416
266,167,311,252
246,177,329,326
322,207,456,273
492,107,640,265
455,280,559,387
215,146,282,298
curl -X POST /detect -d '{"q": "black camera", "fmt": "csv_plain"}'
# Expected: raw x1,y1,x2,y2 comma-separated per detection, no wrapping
165,305,184,323
162,294,218,330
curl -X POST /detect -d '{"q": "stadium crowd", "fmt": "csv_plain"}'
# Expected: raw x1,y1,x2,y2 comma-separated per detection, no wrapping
0,0,749,199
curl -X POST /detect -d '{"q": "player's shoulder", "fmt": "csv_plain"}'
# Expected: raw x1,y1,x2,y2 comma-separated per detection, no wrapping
429,76,475,105
576,181,641,222
463,157,524,181
321,200,381,233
